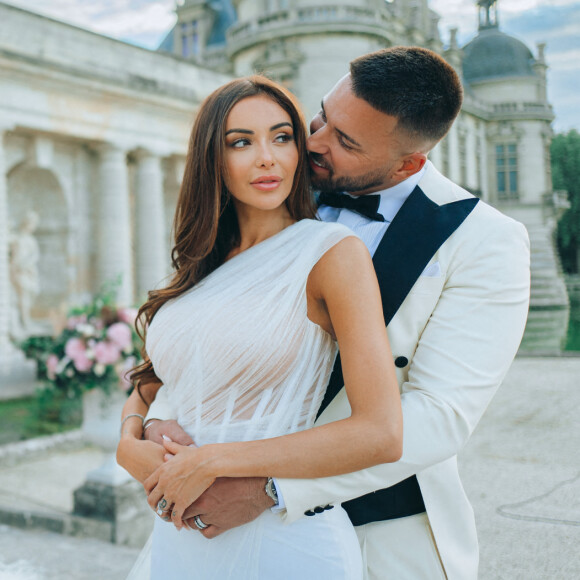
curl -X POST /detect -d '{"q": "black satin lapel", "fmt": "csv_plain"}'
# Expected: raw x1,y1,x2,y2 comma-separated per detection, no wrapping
372,185,438,325
316,186,478,420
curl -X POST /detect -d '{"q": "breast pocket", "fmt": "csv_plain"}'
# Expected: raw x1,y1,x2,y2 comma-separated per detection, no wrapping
408,274,445,296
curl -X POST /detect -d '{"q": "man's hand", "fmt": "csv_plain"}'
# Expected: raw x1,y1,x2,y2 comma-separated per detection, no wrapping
143,419,194,446
183,477,274,539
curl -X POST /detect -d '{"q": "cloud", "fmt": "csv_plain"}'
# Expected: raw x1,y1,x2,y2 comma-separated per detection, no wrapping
4,0,176,47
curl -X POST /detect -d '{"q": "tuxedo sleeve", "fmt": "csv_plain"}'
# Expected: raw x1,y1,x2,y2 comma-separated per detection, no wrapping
276,210,530,523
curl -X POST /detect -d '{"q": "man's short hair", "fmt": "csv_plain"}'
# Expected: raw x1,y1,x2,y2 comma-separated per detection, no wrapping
349,47,463,144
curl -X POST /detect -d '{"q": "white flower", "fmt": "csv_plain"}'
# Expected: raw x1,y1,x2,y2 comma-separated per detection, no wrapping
77,323,96,337
93,363,106,377
56,356,71,374
85,349,95,360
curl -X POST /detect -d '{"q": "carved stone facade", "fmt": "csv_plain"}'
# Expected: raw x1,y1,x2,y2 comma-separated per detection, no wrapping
0,2,231,381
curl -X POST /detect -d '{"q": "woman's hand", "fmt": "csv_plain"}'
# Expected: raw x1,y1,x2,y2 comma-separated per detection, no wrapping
144,440,218,529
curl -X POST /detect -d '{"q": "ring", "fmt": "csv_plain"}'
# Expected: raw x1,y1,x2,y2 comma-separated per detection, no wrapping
193,515,209,530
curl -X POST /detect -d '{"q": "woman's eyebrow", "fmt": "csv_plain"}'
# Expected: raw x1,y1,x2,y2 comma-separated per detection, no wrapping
225,122,292,136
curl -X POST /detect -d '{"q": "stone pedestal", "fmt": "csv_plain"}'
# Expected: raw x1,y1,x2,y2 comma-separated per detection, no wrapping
73,454,153,547
75,388,153,546
81,388,126,450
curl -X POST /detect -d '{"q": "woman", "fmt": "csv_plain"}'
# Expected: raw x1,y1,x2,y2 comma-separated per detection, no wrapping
117,76,402,579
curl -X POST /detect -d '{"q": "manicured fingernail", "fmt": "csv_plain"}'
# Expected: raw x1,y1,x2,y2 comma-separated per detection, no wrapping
162,435,172,442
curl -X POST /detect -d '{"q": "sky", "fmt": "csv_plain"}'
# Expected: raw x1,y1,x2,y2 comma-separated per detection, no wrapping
3,0,579,132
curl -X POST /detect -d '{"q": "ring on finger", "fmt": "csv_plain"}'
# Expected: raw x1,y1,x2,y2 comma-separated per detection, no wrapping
193,515,209,530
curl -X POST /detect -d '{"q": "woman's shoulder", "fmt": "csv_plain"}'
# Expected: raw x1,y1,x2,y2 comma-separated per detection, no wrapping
294,219,366,271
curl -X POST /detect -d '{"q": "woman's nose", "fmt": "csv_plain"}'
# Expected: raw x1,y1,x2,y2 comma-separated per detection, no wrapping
256,144,275,167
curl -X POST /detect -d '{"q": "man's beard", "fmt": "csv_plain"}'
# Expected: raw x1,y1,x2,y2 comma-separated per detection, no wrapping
309,154,389,195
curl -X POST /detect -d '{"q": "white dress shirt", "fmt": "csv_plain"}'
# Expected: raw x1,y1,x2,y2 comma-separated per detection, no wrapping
317,163,428,256
273,163,428,511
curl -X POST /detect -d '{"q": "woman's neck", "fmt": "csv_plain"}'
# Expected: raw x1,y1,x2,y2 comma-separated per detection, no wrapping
231,206,296,257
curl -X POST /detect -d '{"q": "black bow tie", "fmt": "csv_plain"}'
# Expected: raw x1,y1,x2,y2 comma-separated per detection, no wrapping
318,191,385,222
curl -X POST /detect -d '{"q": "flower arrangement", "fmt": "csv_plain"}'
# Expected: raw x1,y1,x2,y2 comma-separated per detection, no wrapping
21,292,142,399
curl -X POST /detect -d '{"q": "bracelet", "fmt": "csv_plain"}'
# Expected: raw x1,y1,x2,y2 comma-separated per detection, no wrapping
144,418,161,431
120,413,145,434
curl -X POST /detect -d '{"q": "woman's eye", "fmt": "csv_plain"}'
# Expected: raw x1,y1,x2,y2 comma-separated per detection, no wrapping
231,138,250,149
275,133,294,143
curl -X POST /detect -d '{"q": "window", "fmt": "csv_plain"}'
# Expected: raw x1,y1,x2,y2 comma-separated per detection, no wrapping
459,133,467,186
496,143,518,199
181,20,199,58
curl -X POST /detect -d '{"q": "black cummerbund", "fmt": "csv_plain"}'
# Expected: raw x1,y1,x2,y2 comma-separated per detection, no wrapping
342,475,425,527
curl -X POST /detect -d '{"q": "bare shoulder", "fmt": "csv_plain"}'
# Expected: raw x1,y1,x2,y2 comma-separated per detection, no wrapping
308,234,376,299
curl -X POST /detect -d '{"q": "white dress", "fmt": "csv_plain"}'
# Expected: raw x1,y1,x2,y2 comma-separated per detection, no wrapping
131,219,363,579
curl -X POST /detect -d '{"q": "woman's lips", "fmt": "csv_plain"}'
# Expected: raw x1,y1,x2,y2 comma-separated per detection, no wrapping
251,181,282,191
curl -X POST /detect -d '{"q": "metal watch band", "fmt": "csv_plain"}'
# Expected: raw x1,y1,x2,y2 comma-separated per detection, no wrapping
265,477,279,506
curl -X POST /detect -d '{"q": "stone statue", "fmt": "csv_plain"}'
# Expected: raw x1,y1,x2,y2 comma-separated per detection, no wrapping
9,211,41,333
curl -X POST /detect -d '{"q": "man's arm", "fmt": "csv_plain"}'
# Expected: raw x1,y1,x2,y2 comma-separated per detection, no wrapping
277,214,530,522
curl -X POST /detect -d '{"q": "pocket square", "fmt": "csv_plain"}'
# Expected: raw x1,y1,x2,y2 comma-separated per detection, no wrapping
421,262,441,277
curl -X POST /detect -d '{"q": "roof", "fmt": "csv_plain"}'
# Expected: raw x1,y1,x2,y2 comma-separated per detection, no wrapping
462,27,536,84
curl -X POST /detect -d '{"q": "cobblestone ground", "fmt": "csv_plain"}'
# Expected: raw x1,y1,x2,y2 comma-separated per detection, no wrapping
0,357,579,579
0,525,139,580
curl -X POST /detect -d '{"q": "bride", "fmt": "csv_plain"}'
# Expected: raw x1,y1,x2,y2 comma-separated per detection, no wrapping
117,75,402,579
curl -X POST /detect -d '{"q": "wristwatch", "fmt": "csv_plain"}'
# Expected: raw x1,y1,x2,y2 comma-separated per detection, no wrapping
265,477,279,506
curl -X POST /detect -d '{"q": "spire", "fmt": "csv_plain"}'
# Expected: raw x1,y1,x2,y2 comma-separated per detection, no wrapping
477,0,499,30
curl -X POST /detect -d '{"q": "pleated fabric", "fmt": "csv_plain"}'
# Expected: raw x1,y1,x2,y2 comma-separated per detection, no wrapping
129,219,363,579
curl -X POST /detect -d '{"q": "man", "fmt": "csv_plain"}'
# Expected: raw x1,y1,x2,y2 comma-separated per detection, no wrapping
143,47,530,579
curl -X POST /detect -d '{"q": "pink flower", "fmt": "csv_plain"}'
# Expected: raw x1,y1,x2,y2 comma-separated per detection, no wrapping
73,351,93,373
46,354,59,380
66,314,87,330
106,322,133,351
94,341,121,365
65,337,86,359
118,308,138,326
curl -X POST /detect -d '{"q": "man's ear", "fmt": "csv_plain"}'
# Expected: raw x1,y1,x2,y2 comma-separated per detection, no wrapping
392,153,427,181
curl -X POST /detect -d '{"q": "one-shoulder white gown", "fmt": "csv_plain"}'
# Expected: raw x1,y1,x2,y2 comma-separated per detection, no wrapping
130,219,363,579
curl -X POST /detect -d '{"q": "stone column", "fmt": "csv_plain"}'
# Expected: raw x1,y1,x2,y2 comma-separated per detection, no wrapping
134,150,167,298
0,127,36,392
0,129,12,358
97,144,133,306
447,121,460,184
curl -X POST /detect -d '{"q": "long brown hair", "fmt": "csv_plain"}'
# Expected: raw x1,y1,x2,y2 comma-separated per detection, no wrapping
131,76,316,398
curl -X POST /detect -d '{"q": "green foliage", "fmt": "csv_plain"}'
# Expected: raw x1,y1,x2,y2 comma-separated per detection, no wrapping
553,130,580,273
0,394,81,445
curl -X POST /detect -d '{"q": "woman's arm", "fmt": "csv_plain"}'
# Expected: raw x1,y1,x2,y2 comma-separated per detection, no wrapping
116,382,166,483
144,236,403,527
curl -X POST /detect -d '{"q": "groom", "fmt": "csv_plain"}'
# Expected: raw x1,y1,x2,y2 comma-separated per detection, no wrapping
144,47,530,579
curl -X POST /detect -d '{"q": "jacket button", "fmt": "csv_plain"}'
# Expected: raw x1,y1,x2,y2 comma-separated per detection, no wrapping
394,356,408,368
313,506,325,514
304,510,315,516
324,504,334,511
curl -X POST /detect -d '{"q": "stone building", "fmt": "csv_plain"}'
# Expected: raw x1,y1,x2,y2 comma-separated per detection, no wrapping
0,0,567,386
0,2,231,383
160,0,567,348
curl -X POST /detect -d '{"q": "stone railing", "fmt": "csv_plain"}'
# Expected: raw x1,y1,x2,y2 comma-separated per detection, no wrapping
491,101,554,120
227,5,398,55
